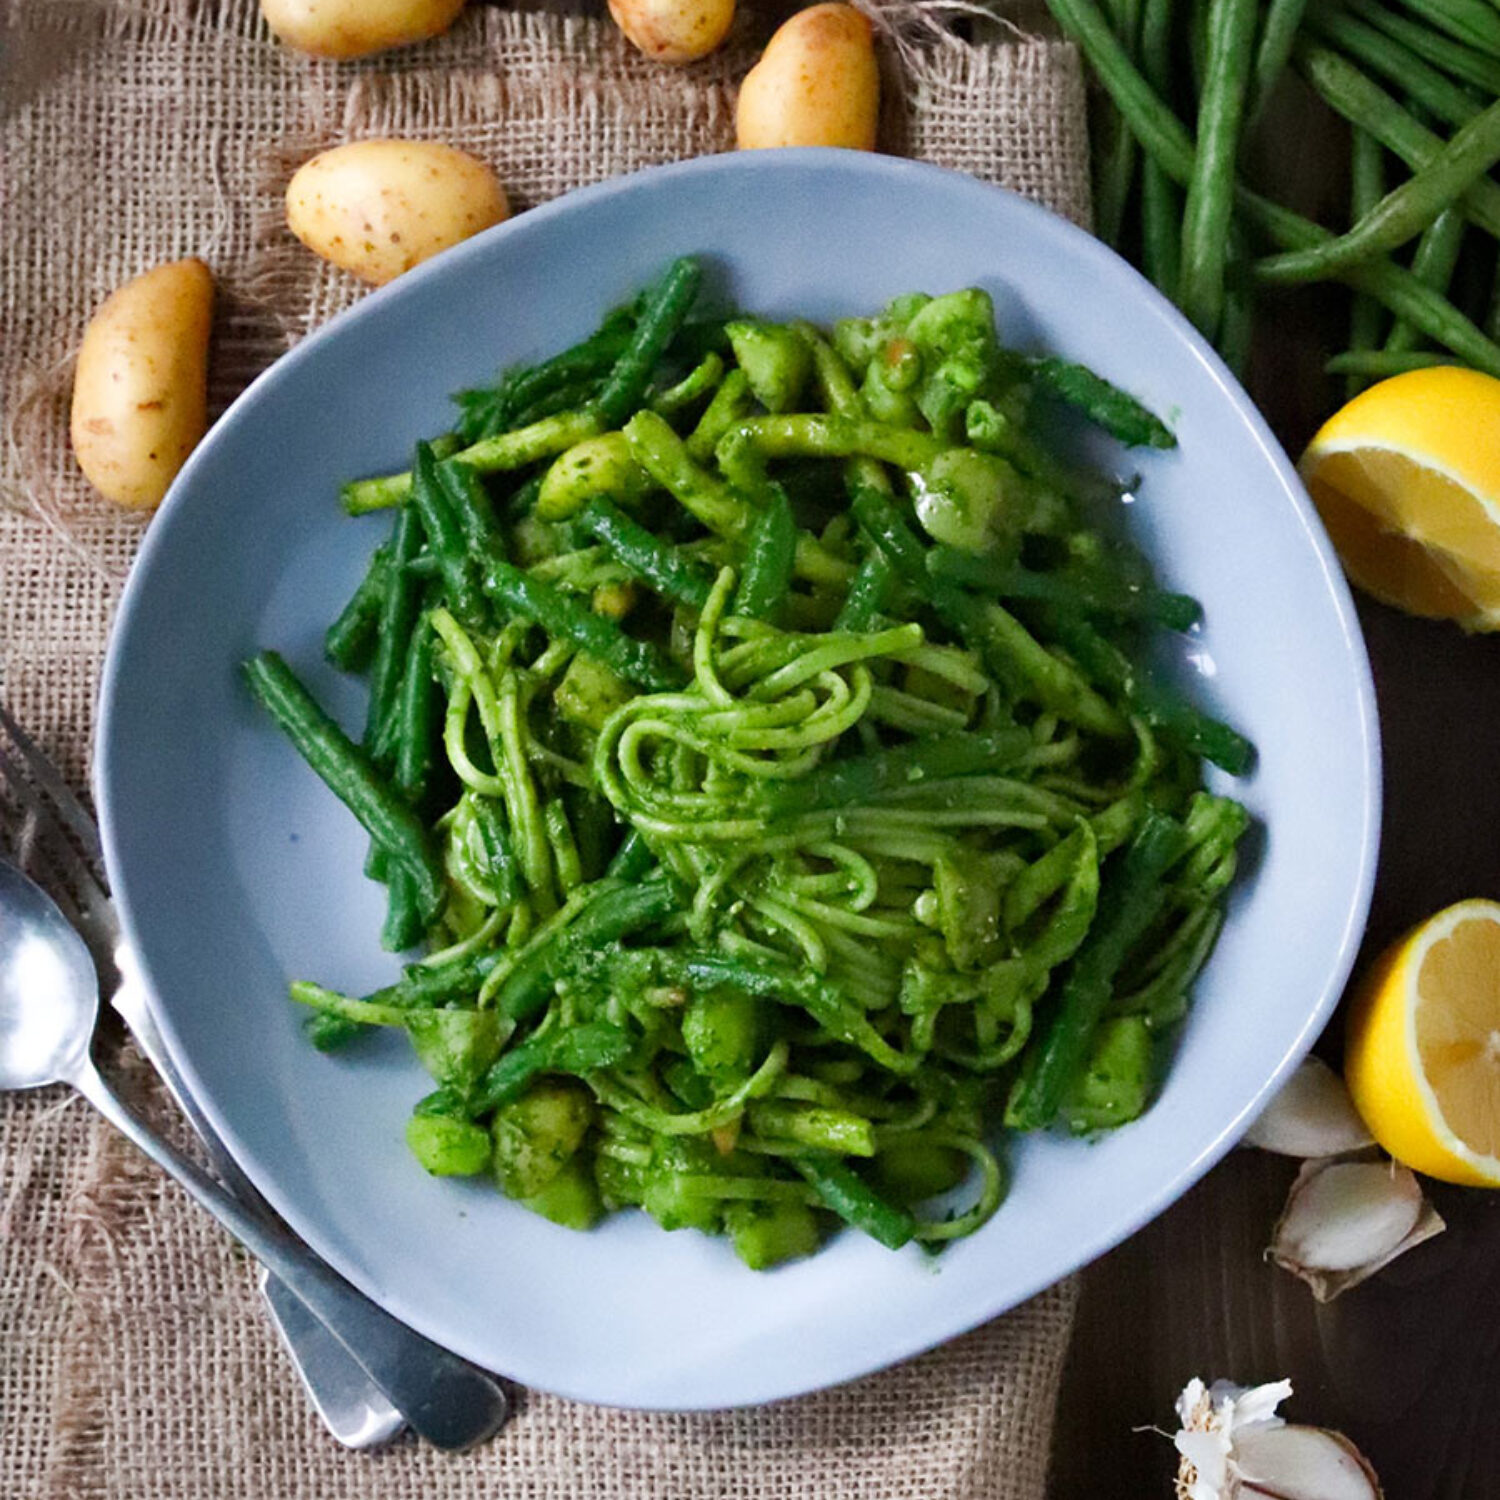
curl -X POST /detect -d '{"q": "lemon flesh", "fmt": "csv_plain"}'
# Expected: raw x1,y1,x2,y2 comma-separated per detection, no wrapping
1345,900,1500,1186
1300,367,1500,630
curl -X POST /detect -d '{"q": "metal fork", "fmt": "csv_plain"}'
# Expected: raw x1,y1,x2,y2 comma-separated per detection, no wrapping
0,700,407,1448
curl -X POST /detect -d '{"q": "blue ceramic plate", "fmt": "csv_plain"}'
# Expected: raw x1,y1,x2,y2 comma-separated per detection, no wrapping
96,150,1379,1409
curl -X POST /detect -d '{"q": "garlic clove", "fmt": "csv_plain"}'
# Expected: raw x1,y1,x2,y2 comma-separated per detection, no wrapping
1270,1158,1444,1300
1243,1056,1374,1158
1234,1423,1384,1499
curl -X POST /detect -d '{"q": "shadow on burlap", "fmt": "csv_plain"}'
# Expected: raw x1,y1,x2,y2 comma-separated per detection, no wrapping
0,2,1089,1495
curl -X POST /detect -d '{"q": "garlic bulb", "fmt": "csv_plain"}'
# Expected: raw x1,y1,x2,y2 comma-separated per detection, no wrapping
1242,1057,1374,1159
1173,1378,1382,1499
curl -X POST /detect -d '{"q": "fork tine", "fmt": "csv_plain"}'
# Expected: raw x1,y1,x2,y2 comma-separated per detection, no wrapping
0,789,119,974
0,707,120,984
0,700,106,866
11,832,92,932
0,739,112,911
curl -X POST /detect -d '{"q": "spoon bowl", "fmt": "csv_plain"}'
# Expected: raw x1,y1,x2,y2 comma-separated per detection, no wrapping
0,859,97,1090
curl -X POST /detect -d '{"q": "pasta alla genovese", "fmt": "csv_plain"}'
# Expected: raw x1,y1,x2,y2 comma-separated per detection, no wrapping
245,257,1252,1269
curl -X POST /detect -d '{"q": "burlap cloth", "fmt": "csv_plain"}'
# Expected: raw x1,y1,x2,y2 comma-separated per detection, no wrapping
0,1,1091,1494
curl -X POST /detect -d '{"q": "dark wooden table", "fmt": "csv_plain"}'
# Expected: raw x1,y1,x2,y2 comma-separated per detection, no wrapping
1050,554,1500,1498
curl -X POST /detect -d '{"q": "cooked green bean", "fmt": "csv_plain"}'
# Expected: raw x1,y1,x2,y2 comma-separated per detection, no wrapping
495,876,678,1021
393,609,440,805
833,548,895,631
734,490,797,620
244,650,445,928
452,304,636,444
577,497,714,609
1006,810,1187,1130
792,1155,916,1250
652,351,725,416
343,409,601,514
409,442,487,631
481,555,686,692
364,505,425,765
851,485,1126,736
593,256,703,428
325,544,390,673
1023,357,1176,448
1037,607,1255,773
928,547,1202,629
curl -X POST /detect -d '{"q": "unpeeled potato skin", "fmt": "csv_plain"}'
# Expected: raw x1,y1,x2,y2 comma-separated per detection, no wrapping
608,0,735,63
70,259,214,511
260,0,467,58
736,3,879,151
285,140,509,286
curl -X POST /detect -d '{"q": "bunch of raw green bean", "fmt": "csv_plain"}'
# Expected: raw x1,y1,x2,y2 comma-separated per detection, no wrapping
244,256,1250,1270
1061,0,1500,382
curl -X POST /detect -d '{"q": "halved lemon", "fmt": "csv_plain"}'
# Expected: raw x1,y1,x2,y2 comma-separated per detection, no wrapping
1344,899,1500,1186
1299,366,1500,629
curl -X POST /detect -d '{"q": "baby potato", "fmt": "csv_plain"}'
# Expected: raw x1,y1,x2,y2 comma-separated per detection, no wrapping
285,139,509,286
70,258,214,511
608,0,734,63
736,3,879,151
260,0,467,58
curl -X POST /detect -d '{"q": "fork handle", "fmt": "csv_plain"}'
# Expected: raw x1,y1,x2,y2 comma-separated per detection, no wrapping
69,1056,510,1451
112,971,403,1448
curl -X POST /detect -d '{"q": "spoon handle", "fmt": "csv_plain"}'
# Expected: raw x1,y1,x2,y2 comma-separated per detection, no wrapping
70,1057,510,1451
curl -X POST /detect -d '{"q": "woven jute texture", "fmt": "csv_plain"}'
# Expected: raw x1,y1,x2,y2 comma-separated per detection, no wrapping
1,1,1089,1495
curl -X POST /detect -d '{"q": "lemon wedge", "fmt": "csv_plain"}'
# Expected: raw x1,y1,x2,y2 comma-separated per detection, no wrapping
1299,366,1500,629
1344,899,1500,1187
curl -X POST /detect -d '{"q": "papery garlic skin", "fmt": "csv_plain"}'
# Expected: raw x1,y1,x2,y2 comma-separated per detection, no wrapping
1174,1379,1293,1500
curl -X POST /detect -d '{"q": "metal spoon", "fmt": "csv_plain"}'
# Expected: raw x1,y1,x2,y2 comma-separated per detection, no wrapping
0,858,510,1450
